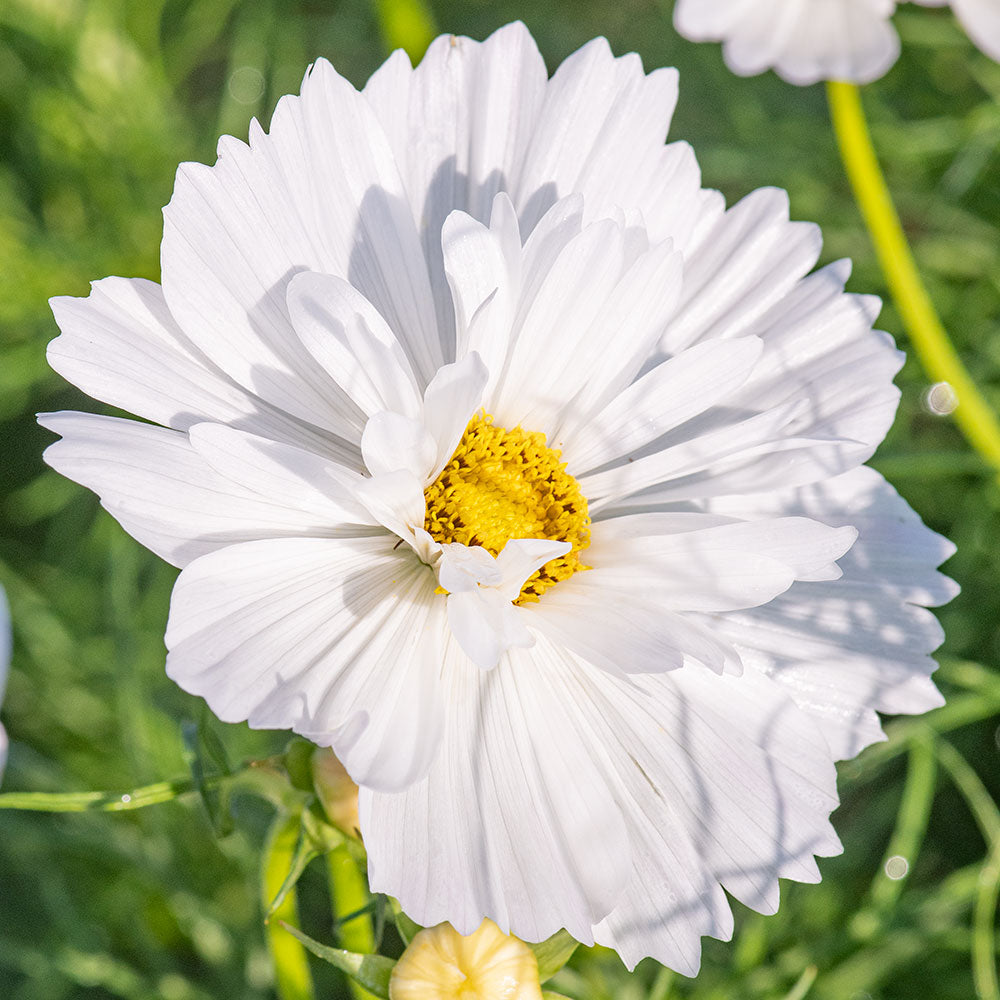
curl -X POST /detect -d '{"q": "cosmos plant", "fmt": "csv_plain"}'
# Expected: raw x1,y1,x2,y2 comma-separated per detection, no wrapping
28,17,961,989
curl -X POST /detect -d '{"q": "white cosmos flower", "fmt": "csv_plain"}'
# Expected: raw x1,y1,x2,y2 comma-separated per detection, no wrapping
673,0,1000,84
42,23,955,974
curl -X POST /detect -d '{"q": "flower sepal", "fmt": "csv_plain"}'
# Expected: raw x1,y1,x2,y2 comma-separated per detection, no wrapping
527,929,579,983
280,921,395,998
390,899,424,945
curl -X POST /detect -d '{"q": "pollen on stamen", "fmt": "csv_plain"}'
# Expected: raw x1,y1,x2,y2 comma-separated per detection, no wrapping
423,412,591,604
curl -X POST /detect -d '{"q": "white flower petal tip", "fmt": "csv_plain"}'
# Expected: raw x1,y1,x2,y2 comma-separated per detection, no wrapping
389,919,543,1000
439,540,571,669
673,0,903,85
950,0,1000,62
422,352,489,479
674,0,1000,83
351,470,438,562
44,19,956,974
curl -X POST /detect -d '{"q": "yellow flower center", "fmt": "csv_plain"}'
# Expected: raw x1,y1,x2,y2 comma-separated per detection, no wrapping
423,413,590,604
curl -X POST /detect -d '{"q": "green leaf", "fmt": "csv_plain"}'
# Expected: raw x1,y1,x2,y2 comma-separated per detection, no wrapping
529,929,579,983
181,718,234,836
279,923,395,999
284,737,318,792
389,902,423,946
301,800,347,854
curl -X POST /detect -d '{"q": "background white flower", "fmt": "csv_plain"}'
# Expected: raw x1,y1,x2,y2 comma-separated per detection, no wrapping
673,0,1000,84
43,23,955,973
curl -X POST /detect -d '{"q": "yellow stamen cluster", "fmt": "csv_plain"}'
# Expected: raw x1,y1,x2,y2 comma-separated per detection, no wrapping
424,413,590,603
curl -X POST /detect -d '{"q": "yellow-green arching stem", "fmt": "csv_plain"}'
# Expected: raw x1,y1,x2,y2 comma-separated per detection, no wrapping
826,80,1000,479
373,0,436,62
327,845,380,1000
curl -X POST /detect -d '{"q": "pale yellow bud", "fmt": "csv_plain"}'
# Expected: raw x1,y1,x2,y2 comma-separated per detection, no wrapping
389,919,543,1000
310,748,360,837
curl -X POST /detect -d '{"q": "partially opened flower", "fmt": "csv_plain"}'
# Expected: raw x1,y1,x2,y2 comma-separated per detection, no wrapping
43,23,955,973
673,0,1000,84
919,0,1000,62
389,919,542,1000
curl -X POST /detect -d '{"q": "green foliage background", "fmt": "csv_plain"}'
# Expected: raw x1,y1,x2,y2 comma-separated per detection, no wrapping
1,1,998,998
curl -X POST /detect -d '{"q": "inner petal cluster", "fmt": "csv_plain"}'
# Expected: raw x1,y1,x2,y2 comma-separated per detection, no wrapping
423,413,591,603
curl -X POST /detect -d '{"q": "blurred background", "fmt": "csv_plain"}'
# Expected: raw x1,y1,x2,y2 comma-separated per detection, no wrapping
1,1,999,998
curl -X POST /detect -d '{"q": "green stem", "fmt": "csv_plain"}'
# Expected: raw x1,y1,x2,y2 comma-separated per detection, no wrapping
782,965,819,1000
264,813,316,1000
328,845,379,1000
937,740,1000,1000
0,760,297,813
373,0,436,62
853,733,937,939
827,80,1000,478
0,778,198,812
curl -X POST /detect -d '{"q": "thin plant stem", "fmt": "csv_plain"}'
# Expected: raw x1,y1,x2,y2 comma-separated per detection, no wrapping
328,845,380,1000
373,0,436,62
0,778,199,812
827,80,1000,479
782,965,818,1000
264,812,316,1000
937,740,1000,1000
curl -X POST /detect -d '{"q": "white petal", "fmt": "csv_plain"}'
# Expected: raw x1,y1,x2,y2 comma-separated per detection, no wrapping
494,538,572,601
160,56,441,431
363,634,633,944
447,588,533,670
187,422,372,527
421,353,489,480
667,188,822,354
559,336,763,474
166,536,446,791
47,277,351,460
952,0,1000,61
723,259,903,462
698,466,954,758
364,23,548,343
515,39,679,234
583,514,856,612
526,580,740,675
437,543,502,593
437,539,568,669
40,412,368,568
361,412,438,481
488,218,685,438
286,270,424,429
675,0,902,85
442,204,520,387
765,3,900,86
584,659,841,947
352,470,428,549
582,400,847,509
